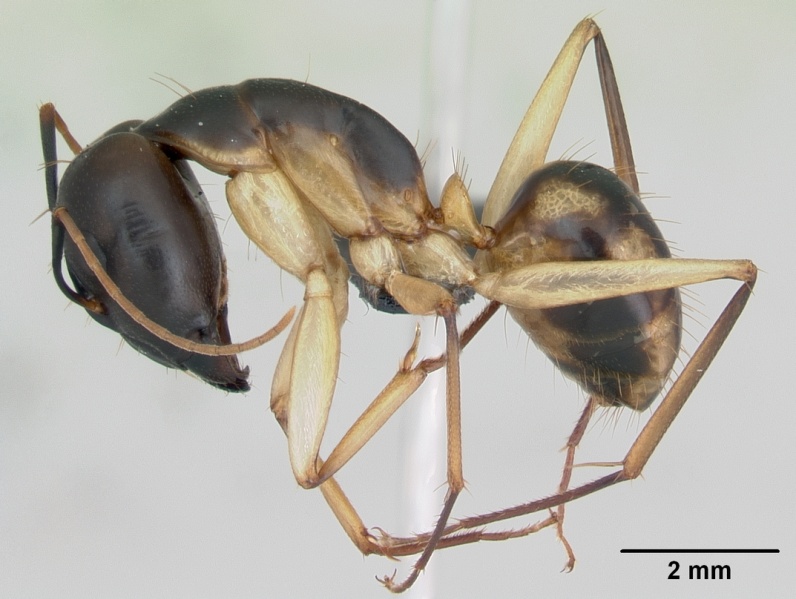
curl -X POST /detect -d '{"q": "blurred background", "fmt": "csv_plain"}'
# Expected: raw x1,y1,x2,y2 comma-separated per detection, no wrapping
2,1,793,597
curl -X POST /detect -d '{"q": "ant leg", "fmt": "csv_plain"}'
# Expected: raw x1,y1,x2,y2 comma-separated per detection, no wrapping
412,273,757,546
555,397,597,571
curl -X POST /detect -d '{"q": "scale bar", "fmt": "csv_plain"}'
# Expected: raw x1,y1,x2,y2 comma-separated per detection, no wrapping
621,549,779,554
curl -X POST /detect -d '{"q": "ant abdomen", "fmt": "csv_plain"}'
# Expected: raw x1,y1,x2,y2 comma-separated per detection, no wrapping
490,161,682,409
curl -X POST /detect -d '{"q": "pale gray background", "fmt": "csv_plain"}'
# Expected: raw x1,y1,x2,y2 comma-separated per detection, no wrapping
2,1,793,598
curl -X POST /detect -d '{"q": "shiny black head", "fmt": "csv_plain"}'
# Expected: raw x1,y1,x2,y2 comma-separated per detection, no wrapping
43,117,249,391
